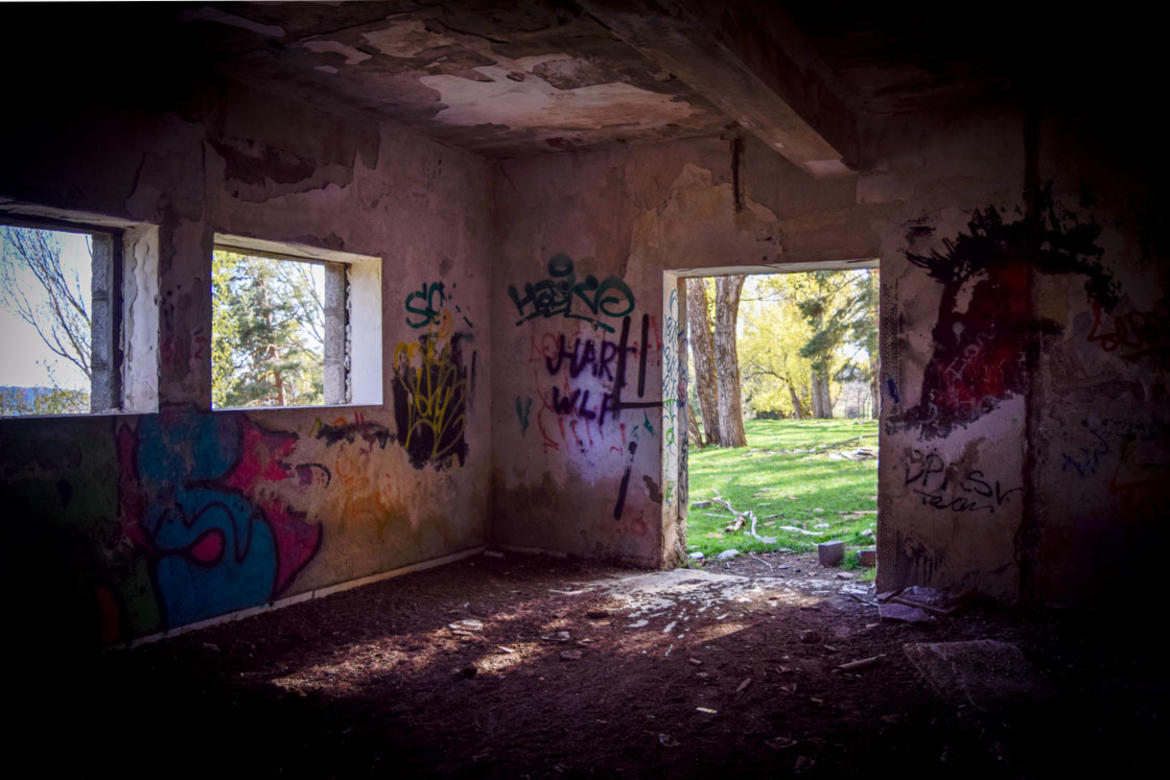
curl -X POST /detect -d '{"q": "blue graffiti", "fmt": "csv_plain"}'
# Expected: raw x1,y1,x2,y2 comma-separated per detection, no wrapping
123,410,320,627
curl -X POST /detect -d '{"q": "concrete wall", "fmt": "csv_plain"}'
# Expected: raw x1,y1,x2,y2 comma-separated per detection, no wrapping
491,109,1168,606
3,77,1164,651
491,136,882,566
0,82,495,646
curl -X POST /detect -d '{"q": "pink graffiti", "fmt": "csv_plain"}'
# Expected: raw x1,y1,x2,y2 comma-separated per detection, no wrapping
221,417,321,594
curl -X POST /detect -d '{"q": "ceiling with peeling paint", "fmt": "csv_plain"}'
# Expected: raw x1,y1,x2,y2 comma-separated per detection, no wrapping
2,1,1145,168
172,0,733,156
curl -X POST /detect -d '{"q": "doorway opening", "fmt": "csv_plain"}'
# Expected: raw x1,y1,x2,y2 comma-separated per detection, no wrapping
663,265,880,577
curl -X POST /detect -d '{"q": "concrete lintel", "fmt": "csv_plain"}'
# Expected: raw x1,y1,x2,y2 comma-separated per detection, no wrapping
578,0,858,177
668,259,878,278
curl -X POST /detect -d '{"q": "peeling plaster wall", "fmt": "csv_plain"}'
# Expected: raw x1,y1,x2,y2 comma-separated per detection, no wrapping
867,113,1030,600
492,113,1167,607
1026,120,1170,606
0,83,494,645
491,136,881,567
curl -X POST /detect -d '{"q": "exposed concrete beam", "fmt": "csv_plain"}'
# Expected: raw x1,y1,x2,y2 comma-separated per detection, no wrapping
578,0,859,177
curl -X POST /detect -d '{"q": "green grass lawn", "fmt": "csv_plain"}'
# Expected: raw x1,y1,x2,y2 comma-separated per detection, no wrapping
686,418,878,573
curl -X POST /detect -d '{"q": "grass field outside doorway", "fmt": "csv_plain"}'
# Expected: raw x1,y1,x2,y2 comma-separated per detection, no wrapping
686,418,878,573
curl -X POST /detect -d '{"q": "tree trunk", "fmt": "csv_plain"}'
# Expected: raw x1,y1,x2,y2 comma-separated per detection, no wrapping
786,381,807,419
869,370,879,419
714,275,747,447
810,367,832,419
687,402,704,448
686,278,722,446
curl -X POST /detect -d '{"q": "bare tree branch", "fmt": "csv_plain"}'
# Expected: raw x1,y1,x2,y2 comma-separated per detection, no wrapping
0,226,92,382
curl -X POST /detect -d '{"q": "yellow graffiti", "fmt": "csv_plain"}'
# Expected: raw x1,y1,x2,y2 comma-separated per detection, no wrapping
394,335,469,466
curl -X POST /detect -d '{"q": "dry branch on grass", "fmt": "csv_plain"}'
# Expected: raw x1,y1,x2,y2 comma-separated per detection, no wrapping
710,491,775,543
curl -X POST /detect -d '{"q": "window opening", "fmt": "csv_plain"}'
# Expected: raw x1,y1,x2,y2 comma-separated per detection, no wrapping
0,220,120,416
211,246,348,409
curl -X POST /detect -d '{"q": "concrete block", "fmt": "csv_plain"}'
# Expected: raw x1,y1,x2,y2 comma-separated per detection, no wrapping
817,540,844,567
858,549,877,567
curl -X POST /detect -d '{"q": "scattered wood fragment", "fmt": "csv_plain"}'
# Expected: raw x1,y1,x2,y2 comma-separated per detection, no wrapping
765,736,798,751
749,553,774,571
711,491,773,542
836,654,884,672
779,525,823,536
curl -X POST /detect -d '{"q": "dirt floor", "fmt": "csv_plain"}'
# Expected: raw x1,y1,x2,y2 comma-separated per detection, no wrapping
21,550,1167,777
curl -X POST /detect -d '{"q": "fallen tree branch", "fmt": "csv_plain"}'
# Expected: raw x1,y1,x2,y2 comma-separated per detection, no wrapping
749,552,774,571
711,491,773,542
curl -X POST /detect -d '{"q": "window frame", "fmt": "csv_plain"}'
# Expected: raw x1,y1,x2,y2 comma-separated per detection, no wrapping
211,233,382,412
0,206,159,417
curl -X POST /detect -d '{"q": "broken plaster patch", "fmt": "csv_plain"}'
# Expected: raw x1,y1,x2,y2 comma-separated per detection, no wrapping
420,65,698,131
361,19,458,58
302,40,372,66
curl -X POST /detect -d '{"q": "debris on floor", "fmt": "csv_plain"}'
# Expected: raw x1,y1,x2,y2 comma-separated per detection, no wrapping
878,602,935,623
61,550,1167,778
903,639,1042,710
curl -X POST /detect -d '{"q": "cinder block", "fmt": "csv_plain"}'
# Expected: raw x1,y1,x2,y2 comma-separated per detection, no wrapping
818,540,845,567
858,549,877,567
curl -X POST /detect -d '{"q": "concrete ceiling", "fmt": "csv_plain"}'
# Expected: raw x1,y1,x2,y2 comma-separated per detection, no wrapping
4,1,1141,176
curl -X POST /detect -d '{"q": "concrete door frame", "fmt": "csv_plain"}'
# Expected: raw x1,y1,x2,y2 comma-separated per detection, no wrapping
659,260,880,568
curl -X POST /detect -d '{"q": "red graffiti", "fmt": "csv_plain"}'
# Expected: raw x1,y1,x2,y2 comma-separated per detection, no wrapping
1087,299,1170,359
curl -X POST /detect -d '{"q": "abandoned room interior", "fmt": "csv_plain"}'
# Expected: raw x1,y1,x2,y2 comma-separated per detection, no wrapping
1,1,1166,775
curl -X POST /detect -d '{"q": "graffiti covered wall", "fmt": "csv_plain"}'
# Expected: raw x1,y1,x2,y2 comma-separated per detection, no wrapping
0,81,493,643
493,114,1168,606
491,139,875,566
4,69,1168,651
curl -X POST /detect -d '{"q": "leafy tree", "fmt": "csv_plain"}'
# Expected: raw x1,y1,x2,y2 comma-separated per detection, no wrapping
211,251,325,408
0,226,93,414
795,270,878,418
737,270,878,420
740,279,814,418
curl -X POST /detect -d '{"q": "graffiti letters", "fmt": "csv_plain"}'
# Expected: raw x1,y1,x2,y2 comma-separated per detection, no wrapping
508,254,635,333
1060,417,1168,502
544,331,631,381
903,448,1022,514
405,280,473,330
540,315,659,429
